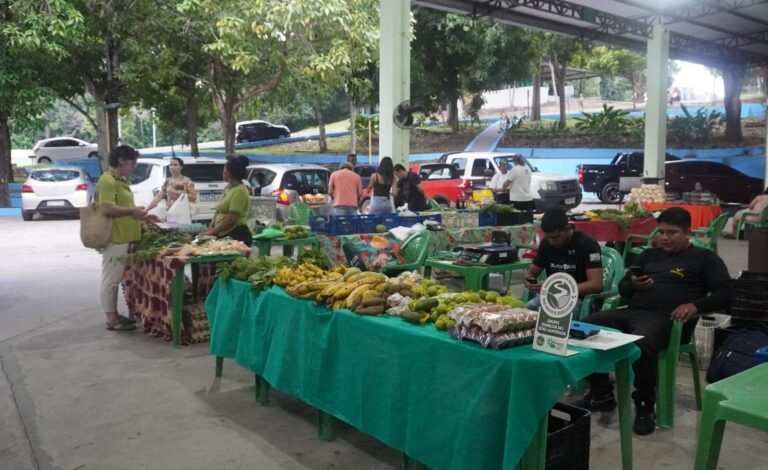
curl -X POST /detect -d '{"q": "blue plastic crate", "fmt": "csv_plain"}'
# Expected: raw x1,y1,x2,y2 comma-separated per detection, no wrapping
310,215,329,233
756,346,768,366
399,214,422,226
329,215,358,235
421,213,443,224
479,211,496,227
380,213,400,229
358,214,384,233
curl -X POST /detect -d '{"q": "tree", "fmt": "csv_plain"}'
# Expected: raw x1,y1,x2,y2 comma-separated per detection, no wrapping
586,46,646,109
0,0,83,206
411,8,536,132
543,35,584,128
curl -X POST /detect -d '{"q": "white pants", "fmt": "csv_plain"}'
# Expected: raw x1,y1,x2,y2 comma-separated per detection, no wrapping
100,242,130,316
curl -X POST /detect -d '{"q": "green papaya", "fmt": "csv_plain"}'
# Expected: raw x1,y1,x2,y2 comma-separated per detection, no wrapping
400,310,423,324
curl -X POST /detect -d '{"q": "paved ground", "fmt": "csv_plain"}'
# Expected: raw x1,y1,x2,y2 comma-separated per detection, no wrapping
0,216,765,470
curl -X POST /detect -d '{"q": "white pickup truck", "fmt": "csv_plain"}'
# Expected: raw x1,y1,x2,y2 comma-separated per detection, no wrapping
438,151,583,211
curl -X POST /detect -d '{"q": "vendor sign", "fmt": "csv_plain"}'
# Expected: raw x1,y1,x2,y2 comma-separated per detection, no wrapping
533,272,578,356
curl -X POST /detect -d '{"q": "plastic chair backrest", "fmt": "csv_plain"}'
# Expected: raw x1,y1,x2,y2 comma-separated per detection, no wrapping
287,202,313,226
707,213,730,237
600,245,625,291
401,231,431,264
427,199,442,211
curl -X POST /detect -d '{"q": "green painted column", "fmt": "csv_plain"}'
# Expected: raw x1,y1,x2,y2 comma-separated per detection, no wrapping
643,25,669,183
379,0,411,166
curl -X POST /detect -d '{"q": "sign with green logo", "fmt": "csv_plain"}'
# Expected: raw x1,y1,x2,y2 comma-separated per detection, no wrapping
533,272,578,356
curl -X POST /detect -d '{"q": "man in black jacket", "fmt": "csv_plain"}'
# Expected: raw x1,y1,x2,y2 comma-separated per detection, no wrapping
575,207,733,435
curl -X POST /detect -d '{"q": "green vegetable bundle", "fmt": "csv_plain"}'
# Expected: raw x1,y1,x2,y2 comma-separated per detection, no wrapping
120,231,193,263
296,247,331,270
592,209,631,231
216,256,295,293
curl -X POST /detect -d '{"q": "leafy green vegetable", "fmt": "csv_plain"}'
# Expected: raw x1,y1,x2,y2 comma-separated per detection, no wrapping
296,247,331,270
216,256,295,293
120,231,193,263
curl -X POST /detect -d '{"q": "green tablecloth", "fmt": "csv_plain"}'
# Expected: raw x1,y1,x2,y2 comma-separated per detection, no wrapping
206,280,638,470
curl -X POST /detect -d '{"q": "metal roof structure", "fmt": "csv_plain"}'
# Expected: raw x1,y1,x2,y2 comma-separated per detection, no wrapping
413,0,768,68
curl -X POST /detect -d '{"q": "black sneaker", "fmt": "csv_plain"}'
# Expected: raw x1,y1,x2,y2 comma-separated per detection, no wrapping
573,392,617,412
633,407,656,435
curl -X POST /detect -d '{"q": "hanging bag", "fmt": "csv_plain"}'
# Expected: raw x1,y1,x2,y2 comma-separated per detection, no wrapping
166,192,192,225
80,203,112,249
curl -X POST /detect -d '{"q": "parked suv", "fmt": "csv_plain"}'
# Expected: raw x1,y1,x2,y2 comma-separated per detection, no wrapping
130,157,227,223
665,160,763,204
246,163,332,221
236,120,290,143
439,152,582,211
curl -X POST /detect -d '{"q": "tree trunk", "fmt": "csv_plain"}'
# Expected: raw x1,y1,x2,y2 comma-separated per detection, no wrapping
630,77,637,110
186,87,200,157
348,93,357,154
548,61,558,98
555,62,567,129
212,87,237,154
0,112,11,207
447,98,460,133
723,65,745,142
313,104,328,152
532,71,541,122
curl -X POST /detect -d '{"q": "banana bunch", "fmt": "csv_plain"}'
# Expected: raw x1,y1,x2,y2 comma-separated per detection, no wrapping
274,263,344,288
314,272,388,313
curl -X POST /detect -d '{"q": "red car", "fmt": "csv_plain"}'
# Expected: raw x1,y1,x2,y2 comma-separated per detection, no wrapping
360,163,470,212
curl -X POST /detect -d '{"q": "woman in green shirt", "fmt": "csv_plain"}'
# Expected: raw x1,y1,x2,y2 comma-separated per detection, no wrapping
96,145,147,331
200,155,252,246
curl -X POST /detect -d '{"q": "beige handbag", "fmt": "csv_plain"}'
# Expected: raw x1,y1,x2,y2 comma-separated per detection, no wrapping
80,203,112,249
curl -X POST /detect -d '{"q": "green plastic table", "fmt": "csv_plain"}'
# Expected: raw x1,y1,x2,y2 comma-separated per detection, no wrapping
169,254,244,347
253,236,318,257
422,258,532,291
205,280,639,470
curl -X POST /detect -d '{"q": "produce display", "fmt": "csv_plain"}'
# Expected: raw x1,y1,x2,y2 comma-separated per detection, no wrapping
160,237,250,257
447,304,538,349
582,209,632,231
627,184,666,204
282,225,310,239
217,256,295,293
296,247,332,270
120,231,193,263
623,200,653,218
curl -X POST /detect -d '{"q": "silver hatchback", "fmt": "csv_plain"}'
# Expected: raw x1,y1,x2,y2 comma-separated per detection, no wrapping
245,163,332,221
21,166,95,221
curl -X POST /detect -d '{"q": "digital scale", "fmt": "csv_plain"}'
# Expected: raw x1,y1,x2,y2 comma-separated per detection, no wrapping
458,243,519,265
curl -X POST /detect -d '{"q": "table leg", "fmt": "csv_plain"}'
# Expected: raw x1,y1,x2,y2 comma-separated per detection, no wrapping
520,412,548,470
423,265,432,281
401,454,427,470
257,240,270,257
316,409,336,442
465,271,484,291
615,357,633,470
215,356,223,378
255,375,270,406
282,245,294,257
171,266,185,348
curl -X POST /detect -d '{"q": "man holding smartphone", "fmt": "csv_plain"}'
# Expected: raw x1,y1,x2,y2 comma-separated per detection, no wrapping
574,207,733,435
525,209,604,315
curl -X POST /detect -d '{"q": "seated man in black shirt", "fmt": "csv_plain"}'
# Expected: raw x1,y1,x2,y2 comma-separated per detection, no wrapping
394,164,429,212
525,209,604,315
575,207,733,435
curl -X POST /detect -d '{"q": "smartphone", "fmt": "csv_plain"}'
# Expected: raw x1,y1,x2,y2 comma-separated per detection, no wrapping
525,277,538,284
629,265,643,276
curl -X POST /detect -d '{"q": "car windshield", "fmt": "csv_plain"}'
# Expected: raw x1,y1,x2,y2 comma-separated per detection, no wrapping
281,170,328,195
30,169,80,182
493,156,536,172
166,163,224,182
420,165,457,180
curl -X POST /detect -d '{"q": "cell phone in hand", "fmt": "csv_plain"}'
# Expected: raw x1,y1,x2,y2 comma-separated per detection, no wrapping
525,277,538,284
629,265,643,276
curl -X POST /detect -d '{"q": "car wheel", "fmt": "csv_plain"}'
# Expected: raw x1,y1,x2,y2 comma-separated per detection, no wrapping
433,197,451,210
87,151,98,158
360,198,371,214
38,157,51,164
21,210,33,221
599,182,624,204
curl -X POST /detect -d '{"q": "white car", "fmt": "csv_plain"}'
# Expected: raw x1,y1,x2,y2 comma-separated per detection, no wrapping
130,157,227,223
21,166,96,221
30,137,99,164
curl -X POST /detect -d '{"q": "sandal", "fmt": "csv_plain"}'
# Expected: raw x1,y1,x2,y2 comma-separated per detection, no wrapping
118,315,137,325
106,321,137,331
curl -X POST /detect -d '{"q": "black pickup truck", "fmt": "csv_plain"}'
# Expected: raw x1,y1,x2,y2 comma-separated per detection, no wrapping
577,152,680,203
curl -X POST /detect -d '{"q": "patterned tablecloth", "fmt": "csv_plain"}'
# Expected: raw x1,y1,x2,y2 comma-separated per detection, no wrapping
316,224,538,266
123,256,218,343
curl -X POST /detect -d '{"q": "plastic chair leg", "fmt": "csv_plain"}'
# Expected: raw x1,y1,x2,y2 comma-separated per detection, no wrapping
215,356,223,378
401,455,427,470
255,375,270,406
316,409,336,442
689,351,702,411
693,394,727,470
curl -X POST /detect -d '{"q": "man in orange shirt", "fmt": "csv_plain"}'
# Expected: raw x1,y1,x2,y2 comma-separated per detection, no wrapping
328,162,362,216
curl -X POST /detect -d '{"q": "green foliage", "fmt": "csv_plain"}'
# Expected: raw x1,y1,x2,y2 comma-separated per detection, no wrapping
217,256,295,293
574,104,632,134
355,114,379,136
599,76,634,101
667,104,724,144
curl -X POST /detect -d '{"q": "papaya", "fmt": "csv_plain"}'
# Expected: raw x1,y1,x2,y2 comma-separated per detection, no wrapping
411,297,439,312
400,310,423,324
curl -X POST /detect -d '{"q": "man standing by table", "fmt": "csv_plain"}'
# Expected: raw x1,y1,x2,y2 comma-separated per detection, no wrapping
503,154,534,212
575,207,733,435
394,164,429,212
489,159,511,205
525,209,604,315
328,162,362,216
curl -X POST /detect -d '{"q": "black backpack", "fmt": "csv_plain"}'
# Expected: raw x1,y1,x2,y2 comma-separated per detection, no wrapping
706,324,768,383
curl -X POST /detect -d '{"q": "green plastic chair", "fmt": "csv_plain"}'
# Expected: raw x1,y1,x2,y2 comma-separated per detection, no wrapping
622,228,659,264
656,320,702,429
287,202,314,226
691,213,729,253
736,204,768,240
693,364,768,470
380,231,431,276
426,198,442,211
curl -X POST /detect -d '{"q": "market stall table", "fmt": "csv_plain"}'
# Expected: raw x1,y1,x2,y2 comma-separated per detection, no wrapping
567,217,657,243
205,280,639,470
253,235,318,257
123,253,245,347
422,258,532,291
640,203,721,230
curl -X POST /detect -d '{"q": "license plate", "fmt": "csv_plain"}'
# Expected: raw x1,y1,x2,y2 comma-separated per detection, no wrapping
565,197,576,205
199,191,222,202
47,201,66,207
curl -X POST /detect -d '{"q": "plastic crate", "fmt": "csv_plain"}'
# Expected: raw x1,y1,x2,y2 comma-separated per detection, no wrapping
421,212,443,224
328,215,358,235
380,213,400,230
679,313,731,370
546,402,590,470
497,211,534,226
310,215,329,234
755,346,768,365
479,211,497,227
399,214,422,227
729,272,768,320
358,214,384,233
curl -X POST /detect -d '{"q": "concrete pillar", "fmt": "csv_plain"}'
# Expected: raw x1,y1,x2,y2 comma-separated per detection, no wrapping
379,0,411,166
643,25,669,183
764,113,767,188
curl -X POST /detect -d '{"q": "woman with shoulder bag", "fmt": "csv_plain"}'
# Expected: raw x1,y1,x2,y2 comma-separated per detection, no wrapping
199,155,252,246
146,157,197,217
96,145,147,332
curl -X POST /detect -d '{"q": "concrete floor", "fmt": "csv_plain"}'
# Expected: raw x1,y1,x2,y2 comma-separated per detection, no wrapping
1,217,766,470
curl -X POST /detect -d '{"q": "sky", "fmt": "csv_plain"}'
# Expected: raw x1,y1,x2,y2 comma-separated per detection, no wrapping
672,61,724,100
